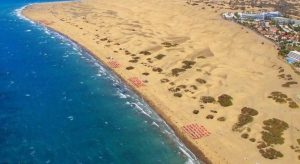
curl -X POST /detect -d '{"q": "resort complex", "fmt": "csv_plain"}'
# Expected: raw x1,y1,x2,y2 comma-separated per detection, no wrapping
223,11,300,71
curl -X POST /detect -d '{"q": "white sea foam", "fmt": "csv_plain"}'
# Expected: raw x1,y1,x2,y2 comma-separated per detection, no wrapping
151,121,159,128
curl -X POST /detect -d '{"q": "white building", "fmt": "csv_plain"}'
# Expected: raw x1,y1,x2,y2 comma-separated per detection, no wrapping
272,17,300,26
238,11,282,21
287,51,300,63
223,12,235,20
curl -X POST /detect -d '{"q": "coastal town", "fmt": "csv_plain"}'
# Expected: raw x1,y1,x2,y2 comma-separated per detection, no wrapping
223,11,300,72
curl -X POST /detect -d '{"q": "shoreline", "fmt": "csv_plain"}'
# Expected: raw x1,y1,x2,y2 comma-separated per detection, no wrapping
19,5,206,164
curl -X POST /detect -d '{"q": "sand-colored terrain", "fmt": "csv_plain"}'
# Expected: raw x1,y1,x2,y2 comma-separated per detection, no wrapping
22,0,300,163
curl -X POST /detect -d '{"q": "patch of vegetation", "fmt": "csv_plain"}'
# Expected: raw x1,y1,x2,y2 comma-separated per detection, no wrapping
268,91,288,104
193,110,199,114
259,148,283,159
168,87,180,93
178,85,187,89
217,117,226,121
241,133,249,139
268,91,299,108
195,78,206,84
152,67,163,73
162,42,178,48
139,51,151,55
249,138,256,142
173,93,182,98
257,142,267,149
197,56,206,59
282,81,298,88
160,78,169,83
170,60,196,76
235,114,253,129
190,85,198,90
154,54,166,60
129,59,138,63
241,107,259,116
289,101,299,108
182,61,196,69
124,50,131,55
218,94,233,107
232,107,258,131
200,96,215,103
126,66,134,70
142,72,149,76
171,68,185,76
261,118,289,145
206,115,214,119
210,110,217,113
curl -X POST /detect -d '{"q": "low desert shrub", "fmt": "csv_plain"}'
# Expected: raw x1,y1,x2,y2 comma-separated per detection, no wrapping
259,148,283,159
195,78,206,84
154,54,166,60
200,96,215,103
217,117,226,121
241,133,249,139
218,94,233,107
261,118,289,145
206,115,214,119
126,66,134,70
139,51,151,55
174,93,182,98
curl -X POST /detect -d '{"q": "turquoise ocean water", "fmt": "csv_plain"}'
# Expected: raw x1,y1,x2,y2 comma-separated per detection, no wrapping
0,0,199,163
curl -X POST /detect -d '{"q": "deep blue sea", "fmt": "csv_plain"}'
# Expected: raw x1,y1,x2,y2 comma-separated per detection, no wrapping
0,0,199,163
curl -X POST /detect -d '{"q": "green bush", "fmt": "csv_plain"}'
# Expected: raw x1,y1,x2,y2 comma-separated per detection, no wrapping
173,93,182,98
190,85,198,90
152,67,163,73
129,59,138,63
289,101,299,108
218,94,233,107
126,66,134,70
139,51,151,55
217,117,226,121
193,110,199,114
162,42,178,47
261,118,289,145
259,148,283,159
241,107,258,116
154,54,166,60
200,96,215,103
171,68,185,76
160,78,169,83
249,138,256,142
241,133,249,139
182,61,196,69
195,78,206,84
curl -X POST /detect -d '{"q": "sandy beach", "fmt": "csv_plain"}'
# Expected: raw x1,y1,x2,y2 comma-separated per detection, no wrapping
22,0,300,163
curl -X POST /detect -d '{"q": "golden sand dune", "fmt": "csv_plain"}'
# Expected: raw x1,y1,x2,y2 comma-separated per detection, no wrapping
23,0,300,163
